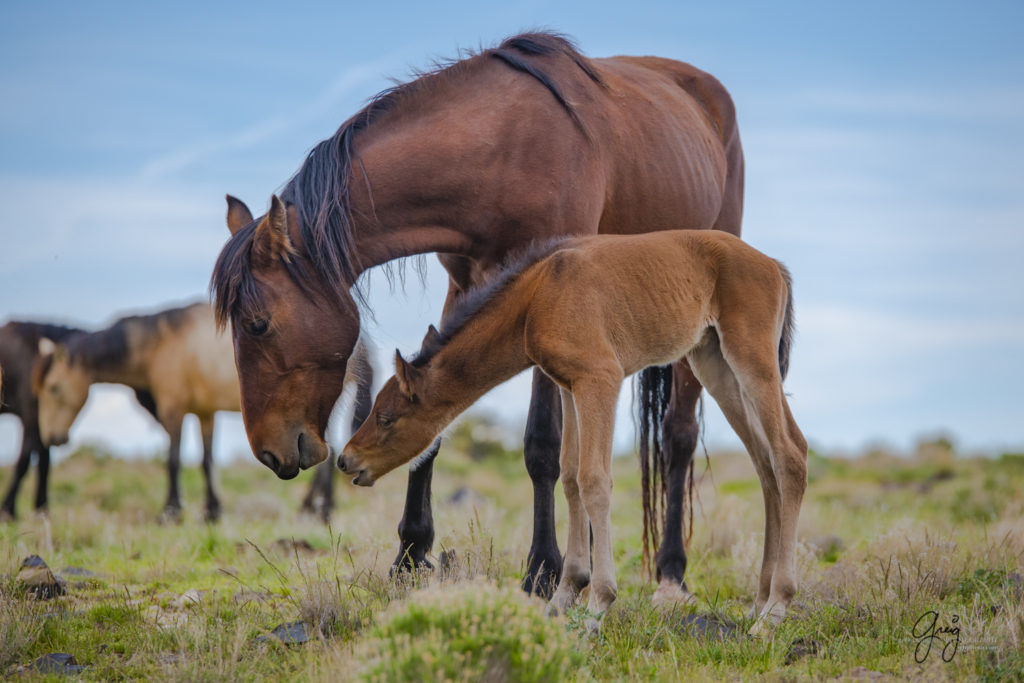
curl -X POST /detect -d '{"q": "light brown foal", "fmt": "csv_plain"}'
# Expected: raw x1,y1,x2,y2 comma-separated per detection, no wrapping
340,230,807,633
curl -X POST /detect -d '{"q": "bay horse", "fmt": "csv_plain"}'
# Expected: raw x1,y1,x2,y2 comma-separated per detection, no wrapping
211,32,744,598
0,321,85,519
34,302,370,521
339,231,807,633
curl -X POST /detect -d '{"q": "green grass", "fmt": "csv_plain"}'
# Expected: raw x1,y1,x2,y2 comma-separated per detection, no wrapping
1,427,1022,681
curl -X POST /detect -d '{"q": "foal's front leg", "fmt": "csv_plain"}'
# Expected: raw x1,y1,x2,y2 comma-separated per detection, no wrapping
572,376,621,631
548,389,589,616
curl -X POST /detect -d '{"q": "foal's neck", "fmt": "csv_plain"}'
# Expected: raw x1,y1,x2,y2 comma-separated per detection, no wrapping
424,277,540,418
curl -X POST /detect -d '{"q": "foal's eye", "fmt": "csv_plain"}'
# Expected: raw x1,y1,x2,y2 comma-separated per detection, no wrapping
376,414,394,429
246,318,270,337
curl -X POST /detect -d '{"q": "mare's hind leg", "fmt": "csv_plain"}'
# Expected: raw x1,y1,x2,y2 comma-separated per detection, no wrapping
522,369,563,597
199,416,221,523
651,363,700,606
159,408,185,524
688,334,782,617
1,426,39,520
548,389,589,616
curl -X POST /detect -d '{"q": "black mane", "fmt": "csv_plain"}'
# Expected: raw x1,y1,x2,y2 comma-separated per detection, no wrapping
410,236,571,368
211,31,603,328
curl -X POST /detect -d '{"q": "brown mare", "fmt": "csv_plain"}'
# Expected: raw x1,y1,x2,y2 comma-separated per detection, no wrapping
0,321,85,519
211,32,744,597
339,231,807,633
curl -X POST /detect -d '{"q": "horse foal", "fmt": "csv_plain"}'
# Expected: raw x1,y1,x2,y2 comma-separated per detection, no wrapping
340,230,807,631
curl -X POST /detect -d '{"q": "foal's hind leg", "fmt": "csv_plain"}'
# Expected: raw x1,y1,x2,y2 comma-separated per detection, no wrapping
199,416,221,523
652,363,701,606
688,337,782,618
548,388,589,616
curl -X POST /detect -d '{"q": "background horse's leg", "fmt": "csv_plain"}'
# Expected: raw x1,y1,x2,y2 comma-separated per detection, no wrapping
199,416,221,523
392,439,439,573
652,362,702,604
1,424,38,519
160,409,185,524
33,442,50,514
522,368,563,597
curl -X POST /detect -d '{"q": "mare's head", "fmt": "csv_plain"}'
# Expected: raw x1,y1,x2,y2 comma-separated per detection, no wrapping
339,327,448,486
212,195,360,479
34,340,89,446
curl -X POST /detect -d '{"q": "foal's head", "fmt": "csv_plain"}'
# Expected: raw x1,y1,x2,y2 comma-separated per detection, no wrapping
212,195,361,479
34,340,89,446
339,331,448,486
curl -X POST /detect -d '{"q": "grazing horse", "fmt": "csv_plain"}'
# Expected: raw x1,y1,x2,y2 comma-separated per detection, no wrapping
0,321,85,519
339,231,807,633
211,32,744,597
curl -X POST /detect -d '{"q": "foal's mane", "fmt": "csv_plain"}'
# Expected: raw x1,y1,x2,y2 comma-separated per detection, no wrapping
410,236,571,368
211,31,603,328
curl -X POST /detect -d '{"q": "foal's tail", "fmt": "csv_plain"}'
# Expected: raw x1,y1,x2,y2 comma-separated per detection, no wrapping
777,262,796,380
637,364,677,580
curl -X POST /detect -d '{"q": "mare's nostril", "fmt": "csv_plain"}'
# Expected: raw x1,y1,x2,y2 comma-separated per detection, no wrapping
258,450,280,474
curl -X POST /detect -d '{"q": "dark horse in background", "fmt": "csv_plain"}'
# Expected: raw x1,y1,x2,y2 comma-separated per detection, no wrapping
211,32,744,600
0,321,86,519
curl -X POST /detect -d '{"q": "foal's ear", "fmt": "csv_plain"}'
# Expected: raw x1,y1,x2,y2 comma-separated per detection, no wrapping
394,349,421,400
225,195,254,235
253,195,298,263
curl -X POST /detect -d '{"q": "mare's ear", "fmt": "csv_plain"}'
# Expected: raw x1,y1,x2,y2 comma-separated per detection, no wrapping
394,349,421,400
420,324,442,356
226,195,254,235
253,194,297,263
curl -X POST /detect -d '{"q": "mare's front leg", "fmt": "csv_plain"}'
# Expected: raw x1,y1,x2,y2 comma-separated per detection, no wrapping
392,438,440,574
159,409,185,524
652,363,701,606
522,369,563,597
199,416,221,523
547,389,588,616
573,373,621,631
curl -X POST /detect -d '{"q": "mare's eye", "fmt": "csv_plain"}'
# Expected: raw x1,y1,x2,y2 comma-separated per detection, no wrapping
247,318,270,337
376,414,394,429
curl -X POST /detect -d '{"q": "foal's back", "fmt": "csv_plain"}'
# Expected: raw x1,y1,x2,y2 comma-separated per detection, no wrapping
525,231,784,378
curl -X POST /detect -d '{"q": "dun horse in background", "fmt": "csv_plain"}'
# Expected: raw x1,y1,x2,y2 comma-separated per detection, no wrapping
212,32,744,598
33,302,370,521
340,231,807,634
0,321,85,519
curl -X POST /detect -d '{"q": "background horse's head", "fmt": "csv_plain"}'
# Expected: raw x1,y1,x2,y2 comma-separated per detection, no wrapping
213,195,361,479
34,339,89,446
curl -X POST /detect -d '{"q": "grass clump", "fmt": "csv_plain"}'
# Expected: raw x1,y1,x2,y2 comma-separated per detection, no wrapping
354,579,581,682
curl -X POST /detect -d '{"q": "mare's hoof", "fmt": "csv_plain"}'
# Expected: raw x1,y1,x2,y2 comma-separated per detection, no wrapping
651,579,698,607
159,506,183,525
522,556,561,599
389,551,433,579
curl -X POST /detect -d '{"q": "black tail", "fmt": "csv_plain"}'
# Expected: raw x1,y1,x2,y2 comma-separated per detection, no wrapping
637,364,673,579
777,262,795,380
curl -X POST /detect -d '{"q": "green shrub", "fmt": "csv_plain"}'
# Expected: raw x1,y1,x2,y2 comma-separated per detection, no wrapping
354,580,581,682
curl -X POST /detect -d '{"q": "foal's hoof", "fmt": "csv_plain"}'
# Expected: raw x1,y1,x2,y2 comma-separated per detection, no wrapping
747,618,776,639
585,615,603,636
159,506,183,525
651,579,698,607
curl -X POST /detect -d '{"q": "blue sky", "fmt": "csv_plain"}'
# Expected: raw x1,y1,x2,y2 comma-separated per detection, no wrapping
1,1,1022,464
